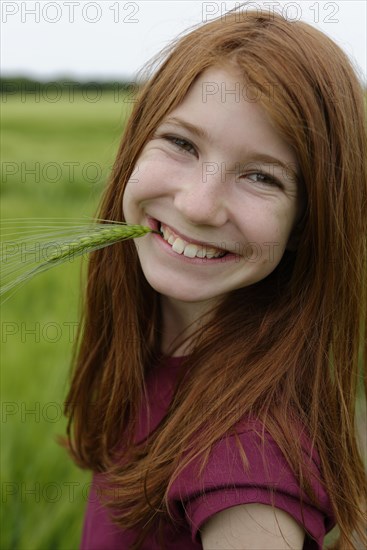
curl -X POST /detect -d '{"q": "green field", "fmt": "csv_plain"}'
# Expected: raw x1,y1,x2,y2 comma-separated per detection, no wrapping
1,92,365,549
1,91,132,550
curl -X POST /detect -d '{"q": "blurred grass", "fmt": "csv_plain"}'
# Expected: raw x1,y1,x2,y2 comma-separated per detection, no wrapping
1,91,132,550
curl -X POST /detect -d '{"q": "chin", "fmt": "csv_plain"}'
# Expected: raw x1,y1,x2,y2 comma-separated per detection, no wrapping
141,274,214,303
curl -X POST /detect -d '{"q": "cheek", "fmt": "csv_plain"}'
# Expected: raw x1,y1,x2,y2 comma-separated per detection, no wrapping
241,211,294,264
245,241,284,267
125,160,167,199
122,177,145,223
238,209,286,241
122,181,133,221
122,163,152,213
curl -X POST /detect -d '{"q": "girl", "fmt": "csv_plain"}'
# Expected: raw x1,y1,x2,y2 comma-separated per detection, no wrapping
63,7,367,550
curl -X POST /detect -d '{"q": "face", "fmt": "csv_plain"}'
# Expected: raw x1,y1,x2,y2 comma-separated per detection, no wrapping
123,66,302,309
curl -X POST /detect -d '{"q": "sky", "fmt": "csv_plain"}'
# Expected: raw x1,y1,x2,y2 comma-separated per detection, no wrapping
1,1,366,83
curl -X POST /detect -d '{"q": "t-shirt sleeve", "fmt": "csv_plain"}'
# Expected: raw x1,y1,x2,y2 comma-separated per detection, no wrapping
168,422,335,549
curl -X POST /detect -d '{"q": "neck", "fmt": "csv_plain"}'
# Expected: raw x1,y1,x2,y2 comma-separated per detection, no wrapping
160,296,218,357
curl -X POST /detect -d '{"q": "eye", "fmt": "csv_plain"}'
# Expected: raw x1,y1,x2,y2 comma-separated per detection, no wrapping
163,135,197,156
245,172,283,189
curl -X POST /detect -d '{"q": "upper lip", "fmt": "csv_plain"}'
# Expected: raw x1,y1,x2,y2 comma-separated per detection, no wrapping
147,216,230,253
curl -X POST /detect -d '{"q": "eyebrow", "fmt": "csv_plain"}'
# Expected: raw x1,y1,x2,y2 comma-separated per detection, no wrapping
161,116,299,180
163,116,212,143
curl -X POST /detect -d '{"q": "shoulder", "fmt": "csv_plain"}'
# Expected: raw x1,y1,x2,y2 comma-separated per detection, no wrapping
168,417,334,548
200,502,305,550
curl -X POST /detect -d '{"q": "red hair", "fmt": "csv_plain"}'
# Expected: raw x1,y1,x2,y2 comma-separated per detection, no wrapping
63,8,367,549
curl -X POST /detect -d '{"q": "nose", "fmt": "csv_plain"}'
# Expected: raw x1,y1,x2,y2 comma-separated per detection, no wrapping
173,168,229,226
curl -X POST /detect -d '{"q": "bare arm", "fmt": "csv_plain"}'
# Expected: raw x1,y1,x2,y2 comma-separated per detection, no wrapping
200,503,305,550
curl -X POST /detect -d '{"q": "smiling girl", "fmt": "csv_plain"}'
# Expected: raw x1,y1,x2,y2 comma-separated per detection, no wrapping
63,8,366,550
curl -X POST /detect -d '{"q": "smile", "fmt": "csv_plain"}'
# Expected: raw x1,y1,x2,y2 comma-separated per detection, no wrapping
159,222,227,259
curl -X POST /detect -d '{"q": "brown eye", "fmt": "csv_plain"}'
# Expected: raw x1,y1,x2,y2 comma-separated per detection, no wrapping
164,136,197,155
246,172,283,189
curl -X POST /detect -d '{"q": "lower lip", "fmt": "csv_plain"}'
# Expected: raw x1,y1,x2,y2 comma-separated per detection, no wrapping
148,218,240,265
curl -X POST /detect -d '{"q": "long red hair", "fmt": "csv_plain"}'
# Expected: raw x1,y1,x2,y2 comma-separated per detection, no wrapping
63,8,367,549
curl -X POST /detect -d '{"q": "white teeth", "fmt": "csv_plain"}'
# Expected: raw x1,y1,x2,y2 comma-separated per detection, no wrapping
195,248,206,258
160,222,226,259
171,238,185,254
206,249,220,258
183,244,199,258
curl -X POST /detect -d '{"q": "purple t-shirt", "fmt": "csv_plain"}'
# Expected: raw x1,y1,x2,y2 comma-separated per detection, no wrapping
81,355,335,549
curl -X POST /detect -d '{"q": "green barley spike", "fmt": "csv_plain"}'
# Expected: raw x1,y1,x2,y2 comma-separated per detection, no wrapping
45,224,154,263
0,222,160,302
